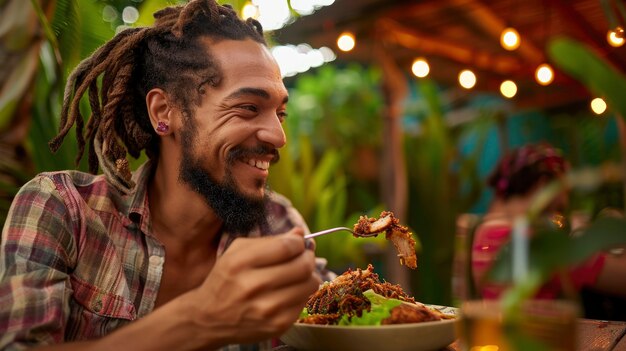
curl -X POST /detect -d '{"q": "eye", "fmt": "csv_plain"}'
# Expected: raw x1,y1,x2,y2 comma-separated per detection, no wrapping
238,104,258,113
277,111,288,122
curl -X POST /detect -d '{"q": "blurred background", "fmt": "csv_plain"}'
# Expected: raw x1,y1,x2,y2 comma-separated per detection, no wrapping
1,0,625,307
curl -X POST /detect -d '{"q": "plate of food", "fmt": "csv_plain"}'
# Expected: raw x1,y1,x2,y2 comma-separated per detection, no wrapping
280,264,459,351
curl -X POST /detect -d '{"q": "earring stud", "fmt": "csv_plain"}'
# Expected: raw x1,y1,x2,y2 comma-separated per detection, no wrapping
156,121,169,133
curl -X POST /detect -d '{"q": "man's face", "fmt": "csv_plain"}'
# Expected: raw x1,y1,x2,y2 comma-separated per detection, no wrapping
178,38,288,232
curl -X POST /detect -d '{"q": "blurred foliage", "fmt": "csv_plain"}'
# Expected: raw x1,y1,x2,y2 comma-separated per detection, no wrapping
284,64,384,153
548,36,626,213
548,37,626,119
493,216,626,306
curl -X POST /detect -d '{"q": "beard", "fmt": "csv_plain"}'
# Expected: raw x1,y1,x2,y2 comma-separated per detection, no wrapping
178,131,280,234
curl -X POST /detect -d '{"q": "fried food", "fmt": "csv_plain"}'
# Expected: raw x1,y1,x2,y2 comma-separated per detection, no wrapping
299,265,443,325
354,211,417,269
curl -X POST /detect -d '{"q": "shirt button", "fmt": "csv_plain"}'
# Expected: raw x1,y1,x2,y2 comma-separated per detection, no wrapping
149,255,163,265
93,299,103,312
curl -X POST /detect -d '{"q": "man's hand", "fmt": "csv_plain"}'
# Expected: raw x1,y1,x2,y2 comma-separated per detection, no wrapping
186,227,321,348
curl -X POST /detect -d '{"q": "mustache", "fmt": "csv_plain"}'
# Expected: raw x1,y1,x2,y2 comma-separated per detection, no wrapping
227,145,280,165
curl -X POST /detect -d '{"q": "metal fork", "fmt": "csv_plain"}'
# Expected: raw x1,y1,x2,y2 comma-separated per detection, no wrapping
304,226,381,239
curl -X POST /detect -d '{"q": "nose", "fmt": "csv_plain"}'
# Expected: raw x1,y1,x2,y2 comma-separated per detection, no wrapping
257,114,286,148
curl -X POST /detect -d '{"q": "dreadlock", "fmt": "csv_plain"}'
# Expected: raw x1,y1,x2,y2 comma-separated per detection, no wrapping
49,0,266,192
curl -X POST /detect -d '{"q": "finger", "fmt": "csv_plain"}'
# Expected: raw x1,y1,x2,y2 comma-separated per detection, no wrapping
240,249,319,293
248,273,322,331
225,227,306,268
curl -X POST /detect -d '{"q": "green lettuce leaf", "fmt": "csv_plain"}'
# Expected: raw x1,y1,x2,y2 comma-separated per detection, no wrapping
299,307,310,320
337,289,402,326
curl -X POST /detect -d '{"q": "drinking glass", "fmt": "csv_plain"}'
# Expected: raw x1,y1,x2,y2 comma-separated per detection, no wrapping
458,299,579,351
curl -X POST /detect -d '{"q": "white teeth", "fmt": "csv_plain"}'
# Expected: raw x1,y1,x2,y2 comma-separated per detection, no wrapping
245,159,269,170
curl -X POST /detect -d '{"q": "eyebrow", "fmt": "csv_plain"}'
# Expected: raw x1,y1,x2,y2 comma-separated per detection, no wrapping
224,87,289,104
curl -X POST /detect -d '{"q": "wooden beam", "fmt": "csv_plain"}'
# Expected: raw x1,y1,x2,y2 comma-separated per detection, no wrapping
453,0,545,65
378,18,524,75
515,84,590,109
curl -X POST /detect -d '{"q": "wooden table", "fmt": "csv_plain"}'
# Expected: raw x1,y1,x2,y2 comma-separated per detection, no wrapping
444,319,626,351
575,320,626,351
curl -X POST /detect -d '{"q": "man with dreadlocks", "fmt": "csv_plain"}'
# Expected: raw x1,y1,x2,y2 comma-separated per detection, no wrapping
0,1,329,350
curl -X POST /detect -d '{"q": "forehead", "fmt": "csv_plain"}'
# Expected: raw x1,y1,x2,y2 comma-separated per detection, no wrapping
200,38,286,96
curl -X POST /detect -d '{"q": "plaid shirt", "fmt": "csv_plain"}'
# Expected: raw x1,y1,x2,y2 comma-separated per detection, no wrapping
0,162,332,350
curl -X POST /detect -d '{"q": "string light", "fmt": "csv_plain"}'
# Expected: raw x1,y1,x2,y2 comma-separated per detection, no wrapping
337,32,355,52
535,63,554,86
500,27,521,50
500,80,517,98
459,69,477,89
241,2,259,19
411,58,430,78
607,27,624,47
591,98,607,115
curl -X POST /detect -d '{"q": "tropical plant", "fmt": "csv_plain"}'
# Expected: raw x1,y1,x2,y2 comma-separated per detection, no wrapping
548,36,626,212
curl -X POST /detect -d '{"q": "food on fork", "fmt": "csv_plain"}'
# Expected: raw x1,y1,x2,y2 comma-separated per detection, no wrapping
353,211,417,269
298,265,450,325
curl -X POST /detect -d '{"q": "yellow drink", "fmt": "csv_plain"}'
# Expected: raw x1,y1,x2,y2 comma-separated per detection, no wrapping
459,300,510,351
459,300,578,351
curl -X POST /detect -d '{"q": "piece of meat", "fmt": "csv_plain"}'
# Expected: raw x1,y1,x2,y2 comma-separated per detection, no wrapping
382,303,442,324
387,226,417,269
354,211,417,269
354,211,396,234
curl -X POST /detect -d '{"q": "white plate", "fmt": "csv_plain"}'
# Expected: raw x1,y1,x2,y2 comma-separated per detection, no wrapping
280,305,459,351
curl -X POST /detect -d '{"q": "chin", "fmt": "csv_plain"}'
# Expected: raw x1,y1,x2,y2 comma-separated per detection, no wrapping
239,181,267,200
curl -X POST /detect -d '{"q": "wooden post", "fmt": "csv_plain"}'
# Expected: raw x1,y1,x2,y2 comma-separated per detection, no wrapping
374,43,410,290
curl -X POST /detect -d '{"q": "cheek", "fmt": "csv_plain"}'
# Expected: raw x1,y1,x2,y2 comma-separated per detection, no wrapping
190,120,259,162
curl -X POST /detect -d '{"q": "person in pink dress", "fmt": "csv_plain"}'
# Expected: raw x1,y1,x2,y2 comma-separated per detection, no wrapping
471,143,626,305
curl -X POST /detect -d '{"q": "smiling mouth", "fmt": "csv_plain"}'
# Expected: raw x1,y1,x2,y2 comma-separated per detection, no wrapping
243,158,270,171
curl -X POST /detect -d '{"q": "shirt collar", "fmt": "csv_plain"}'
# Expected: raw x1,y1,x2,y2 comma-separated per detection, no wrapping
125,160,155,235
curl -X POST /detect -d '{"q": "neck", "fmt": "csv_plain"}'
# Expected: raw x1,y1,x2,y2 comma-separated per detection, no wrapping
488,195,534,220
148,156,223,249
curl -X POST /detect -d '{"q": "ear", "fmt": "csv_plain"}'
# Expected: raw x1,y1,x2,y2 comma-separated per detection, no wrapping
146,88,172,135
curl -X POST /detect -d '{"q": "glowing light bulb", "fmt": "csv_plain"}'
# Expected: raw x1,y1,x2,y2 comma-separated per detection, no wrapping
500,27,520,50
337,32,355,52
411,58,430,78
459,69,477,89
535,64,554,86
591,98,607,115
500,80,517,98
607,27,625,47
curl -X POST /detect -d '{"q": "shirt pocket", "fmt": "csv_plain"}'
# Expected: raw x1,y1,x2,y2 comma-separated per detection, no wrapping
70,274,136,320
